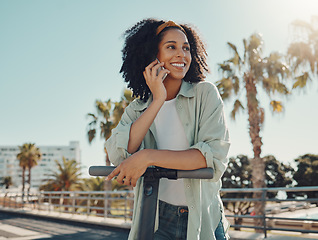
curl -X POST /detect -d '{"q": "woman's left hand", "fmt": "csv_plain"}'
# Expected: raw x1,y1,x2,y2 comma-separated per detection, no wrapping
106,150,150,187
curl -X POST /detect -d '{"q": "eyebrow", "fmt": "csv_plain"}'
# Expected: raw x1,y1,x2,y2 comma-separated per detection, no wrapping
163,40,189,45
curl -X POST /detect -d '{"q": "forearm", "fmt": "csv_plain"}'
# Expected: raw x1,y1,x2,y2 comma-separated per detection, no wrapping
106,147,207,187
127,99,164,153
144,148,207,170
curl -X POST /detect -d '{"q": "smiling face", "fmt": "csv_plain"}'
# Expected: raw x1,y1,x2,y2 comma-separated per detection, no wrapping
157,28,192,82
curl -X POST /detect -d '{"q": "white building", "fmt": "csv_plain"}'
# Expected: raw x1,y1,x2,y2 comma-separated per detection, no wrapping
0,141,81,189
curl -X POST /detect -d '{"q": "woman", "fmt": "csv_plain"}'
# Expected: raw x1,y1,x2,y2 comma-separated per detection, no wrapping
105,19,230,240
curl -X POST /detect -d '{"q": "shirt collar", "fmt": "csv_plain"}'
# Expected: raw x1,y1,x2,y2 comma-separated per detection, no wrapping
177,80,195,98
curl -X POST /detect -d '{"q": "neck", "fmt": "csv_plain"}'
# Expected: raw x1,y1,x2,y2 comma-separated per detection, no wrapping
164,78,182,100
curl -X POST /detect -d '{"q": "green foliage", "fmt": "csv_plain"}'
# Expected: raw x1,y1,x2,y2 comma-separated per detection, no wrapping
217,33,291,121
17,143,42,192
292,154,318,199
222,155,253,229
17,143,42,168
287,15,318,89
217,35,292,228
223,155,252,189
81,177,105,191
86,89,135,144
263,155,294,189
111,178,131,191
222,154,295,216
40,157,82,191
1,176,12,189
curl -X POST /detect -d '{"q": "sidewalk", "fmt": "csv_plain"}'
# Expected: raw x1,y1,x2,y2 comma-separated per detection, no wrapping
229,229,318,240
1,207,317,240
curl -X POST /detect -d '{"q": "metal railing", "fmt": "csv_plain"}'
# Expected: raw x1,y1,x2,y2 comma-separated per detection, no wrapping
222,186,318,237
0,190,134,221
1,186,318,237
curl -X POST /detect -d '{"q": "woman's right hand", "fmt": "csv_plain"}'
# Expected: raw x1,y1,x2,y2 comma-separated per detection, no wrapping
143,59,170,102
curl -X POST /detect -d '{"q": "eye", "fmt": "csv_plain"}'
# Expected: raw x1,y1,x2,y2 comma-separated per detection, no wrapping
167,45,175,49
183,45,190,51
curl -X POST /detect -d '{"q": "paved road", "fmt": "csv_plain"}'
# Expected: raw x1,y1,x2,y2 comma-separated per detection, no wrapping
0,211,129,239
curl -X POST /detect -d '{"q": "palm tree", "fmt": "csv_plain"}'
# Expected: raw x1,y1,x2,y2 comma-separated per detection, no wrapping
86,89,134,167
17,146,27,194
40,157,82,191
27,144,42,192
81,176,105,191
17,143,41,196
1,176,12,189
287,15,318,89
217,33,291,229
40,157,82,212
86,89,135,214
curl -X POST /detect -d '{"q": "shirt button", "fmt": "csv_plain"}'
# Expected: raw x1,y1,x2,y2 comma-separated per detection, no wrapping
187,185,190,188
191,206,194,209
178,105,182,109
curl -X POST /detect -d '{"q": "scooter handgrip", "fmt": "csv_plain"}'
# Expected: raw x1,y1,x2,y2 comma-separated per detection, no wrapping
177,168,214,179
89,166,116,176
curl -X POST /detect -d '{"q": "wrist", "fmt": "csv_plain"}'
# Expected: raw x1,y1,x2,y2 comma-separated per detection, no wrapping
140,149,155,167
152,97,165,106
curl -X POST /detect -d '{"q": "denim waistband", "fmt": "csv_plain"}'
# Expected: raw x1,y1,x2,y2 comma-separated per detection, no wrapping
159,200,189,217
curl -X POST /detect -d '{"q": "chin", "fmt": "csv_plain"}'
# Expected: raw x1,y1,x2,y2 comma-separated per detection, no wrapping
169,72,186,80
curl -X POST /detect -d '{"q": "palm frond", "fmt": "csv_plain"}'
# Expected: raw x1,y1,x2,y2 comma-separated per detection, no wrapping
233,76,240,94
293,72,311,89
96,100,111,120
218,63,232,72
231,99,244,120
87,129,96,143
231,100,244,120
270,100,284,113
227,42,242,66
87,113,97,120
287,42,315,72
248,34,263,54
243,39,248,62
123,89,134,104
100,121,114,140
291,20,313,32
216,77,234,99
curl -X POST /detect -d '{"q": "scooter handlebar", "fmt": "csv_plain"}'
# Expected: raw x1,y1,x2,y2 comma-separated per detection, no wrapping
89,166,214,180
89,166,114,176
177,168,214,179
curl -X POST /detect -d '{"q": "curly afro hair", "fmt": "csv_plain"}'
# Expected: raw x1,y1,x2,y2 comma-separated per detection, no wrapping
120,18,209,101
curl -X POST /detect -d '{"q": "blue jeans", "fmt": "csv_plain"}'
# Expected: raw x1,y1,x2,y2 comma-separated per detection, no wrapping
154,200,228,240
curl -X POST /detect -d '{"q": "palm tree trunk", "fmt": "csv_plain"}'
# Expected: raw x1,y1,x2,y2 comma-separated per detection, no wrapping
27,166,31,202
104,148,112,216
22,167,25,203
245,73,265,232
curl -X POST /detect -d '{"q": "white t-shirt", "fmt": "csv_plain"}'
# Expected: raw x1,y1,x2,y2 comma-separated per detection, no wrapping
154,98,189,206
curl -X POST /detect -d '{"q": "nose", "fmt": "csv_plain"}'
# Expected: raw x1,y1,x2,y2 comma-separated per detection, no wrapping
176,47,186,57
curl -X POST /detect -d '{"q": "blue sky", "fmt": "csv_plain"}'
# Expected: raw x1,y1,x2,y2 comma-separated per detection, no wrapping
0,0,317,177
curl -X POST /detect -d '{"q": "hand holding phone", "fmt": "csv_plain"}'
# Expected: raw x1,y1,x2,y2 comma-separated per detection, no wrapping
156,58,168,80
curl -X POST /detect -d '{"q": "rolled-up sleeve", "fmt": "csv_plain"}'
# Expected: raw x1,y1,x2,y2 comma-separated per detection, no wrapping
105,100,142,166
189,83,230,182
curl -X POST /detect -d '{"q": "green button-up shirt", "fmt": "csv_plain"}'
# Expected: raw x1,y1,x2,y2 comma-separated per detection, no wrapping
105,80,230,240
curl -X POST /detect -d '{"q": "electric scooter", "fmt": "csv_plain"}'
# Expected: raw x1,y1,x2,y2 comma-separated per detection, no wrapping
89,166,214,240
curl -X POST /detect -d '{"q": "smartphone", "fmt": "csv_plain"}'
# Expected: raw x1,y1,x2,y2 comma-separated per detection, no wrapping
156,58,168,80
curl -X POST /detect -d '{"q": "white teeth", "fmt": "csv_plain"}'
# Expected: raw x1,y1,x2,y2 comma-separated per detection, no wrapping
171,63,185,67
